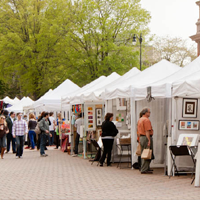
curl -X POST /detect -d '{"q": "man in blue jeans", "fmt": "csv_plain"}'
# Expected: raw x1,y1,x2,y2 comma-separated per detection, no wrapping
12,113,28,158
39,112,52,157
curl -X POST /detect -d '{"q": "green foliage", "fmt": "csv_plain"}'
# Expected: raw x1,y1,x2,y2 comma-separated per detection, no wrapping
0,0,150,99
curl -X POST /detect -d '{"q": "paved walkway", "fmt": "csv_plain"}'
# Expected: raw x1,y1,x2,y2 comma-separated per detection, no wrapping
1,147,200,200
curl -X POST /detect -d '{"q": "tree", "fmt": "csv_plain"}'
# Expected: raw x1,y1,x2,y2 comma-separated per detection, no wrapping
0,0,151,99
0,0,73,99
151,36,197,67
66,0,150,85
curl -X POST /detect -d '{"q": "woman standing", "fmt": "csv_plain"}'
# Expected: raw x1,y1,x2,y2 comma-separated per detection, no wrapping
0,115,9,159
28,113,37,150
99,113,118,167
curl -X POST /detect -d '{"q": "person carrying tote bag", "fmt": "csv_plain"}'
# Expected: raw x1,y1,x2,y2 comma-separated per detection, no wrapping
137,108,154,174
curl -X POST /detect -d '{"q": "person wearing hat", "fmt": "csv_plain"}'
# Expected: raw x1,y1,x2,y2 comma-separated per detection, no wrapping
0,115,9,159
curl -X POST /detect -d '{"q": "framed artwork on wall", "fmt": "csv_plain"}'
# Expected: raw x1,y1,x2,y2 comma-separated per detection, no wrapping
182,98,198,118
116,98,127,111
96,108,102,126
178,120,199,131
86,106,95,131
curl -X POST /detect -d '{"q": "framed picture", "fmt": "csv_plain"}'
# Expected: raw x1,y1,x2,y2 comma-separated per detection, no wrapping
177,134,199,146
178,120,199,131
96,108,102,126
182,98,198,118
86,106,95,131
116,98,126,111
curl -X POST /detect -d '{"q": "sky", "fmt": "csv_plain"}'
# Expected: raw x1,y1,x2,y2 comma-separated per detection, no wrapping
140,0,199,45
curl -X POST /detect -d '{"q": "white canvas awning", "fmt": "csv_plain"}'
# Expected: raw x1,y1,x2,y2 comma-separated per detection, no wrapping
31,79,80,111
105,59,180,100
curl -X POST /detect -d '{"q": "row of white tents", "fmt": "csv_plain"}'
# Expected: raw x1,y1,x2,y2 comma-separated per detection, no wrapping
4,56,200,186
6,57,200,114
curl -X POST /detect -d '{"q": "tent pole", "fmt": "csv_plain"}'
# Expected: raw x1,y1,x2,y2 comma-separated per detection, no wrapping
130,95,137,168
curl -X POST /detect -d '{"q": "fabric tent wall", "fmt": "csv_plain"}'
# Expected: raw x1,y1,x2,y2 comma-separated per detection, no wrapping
136,98,170,164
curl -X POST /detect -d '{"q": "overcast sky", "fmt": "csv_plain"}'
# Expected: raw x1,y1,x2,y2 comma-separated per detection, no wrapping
140,0,198,45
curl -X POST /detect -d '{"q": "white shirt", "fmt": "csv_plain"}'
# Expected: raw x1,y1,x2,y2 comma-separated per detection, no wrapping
75,118,84,135
49,116,55,131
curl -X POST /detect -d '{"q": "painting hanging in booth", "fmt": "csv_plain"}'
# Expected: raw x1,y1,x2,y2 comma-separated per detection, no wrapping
72,104,82,113
182,98,198,118
178,120,199,131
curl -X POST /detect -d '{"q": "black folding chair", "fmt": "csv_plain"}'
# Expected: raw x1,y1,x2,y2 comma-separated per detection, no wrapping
90,139,102,166
169,145,196,181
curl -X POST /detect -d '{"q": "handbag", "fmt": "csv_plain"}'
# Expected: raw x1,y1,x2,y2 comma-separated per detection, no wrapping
141,148,152,160
34,124,41,135
136,143,141,156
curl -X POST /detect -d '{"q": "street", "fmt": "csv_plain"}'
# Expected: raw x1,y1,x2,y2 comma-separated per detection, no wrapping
0,147,199,200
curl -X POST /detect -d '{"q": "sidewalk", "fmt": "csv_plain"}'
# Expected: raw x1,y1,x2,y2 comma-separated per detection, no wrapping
0,147,199,200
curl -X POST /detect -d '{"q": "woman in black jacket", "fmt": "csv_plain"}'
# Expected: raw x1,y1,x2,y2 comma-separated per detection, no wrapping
99,113,118,167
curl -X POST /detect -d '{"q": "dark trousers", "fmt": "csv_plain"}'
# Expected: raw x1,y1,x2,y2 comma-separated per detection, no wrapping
74,133,80,154
49,131,54,146
99,139,114,166
7,133,16,153
40,133,47,155
55,133,60,149
37,134,41,150
16,136,24,157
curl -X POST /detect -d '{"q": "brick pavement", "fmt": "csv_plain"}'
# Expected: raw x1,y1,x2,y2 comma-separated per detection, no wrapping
0,147,200,200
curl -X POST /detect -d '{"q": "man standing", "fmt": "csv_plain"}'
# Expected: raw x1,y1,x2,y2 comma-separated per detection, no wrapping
6,112,16,153
73,113,84,157
39,112,52,157
49,112,55,146
12,113,28,158
137,108,154,174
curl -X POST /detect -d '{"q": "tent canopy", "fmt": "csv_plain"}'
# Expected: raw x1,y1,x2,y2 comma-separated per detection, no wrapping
3,96,15,105
105,59,180,100
66,72,121,104
148,56,200,98
81,68,141,102
61,75,107,104
31,79,80,111
7,97,34,113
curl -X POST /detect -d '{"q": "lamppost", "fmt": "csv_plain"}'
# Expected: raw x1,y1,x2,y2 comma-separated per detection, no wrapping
132,33,143,71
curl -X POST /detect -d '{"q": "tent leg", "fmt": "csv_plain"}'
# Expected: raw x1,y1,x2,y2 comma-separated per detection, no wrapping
130,97,137,168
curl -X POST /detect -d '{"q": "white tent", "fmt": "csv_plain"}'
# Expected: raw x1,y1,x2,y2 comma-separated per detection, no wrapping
81,67,141,102
143,56,200,99
23,89,53,112
13,97,20,104
67,72,121,104
32,79,80,111
3,96,15,105
100,60,181,169
61,75,107,106
105,59,180,100
7,97,34,113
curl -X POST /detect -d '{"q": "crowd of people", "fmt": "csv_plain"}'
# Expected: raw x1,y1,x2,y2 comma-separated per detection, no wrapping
0,108,154,175
0,110,63,159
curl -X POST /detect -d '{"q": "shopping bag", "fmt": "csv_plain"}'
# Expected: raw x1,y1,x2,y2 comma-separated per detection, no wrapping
141,148,152,160
136,143,141,156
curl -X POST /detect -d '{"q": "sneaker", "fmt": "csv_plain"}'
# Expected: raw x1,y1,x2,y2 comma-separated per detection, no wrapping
72,154,78,157
40,154,48,157
16,156,19,159
20,156,23,158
